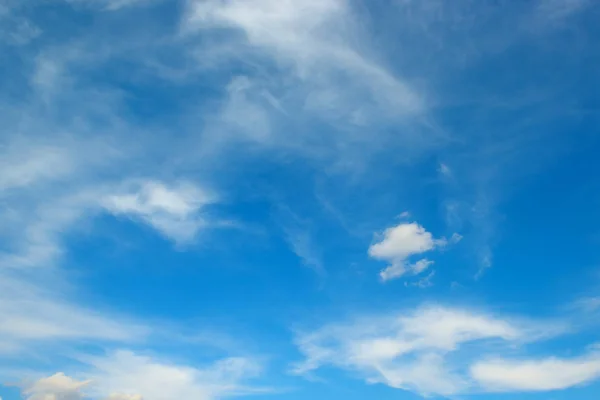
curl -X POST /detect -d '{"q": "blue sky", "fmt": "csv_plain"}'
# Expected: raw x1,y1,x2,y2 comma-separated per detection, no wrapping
1,0,600,399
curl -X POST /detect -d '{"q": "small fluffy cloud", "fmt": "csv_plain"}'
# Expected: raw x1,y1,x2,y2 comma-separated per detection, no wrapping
20,372,142,400
471,355,600,392
23,373,90,400
292,305,544,396
368,222,450,281
102,180,216,243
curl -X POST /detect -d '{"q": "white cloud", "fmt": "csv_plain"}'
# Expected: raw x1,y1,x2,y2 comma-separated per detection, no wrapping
102,180,216,243
0,190,99,270
19,350,266,400
369,223,438,260
471,355,600,392
0,139,150,358
282,227,324,276
0,138,78,192
368,222,449,281
183,0,425,141
20,372,144,400
276,207,325,277
404,270,435,289
1,2,595,399
397,211,411,219
0,151,214,270
0,147,201,357
0,29,219,368
23,373,91,400
292,305,550,396
0,271,147,355
86,350,264,400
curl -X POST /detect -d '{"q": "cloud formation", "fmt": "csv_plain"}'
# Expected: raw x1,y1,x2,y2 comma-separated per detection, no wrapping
292,304,566,396
368,222,452,281
471,354,600,392
184,0,423,121
102,180,216,243
23,373,91,400
181,0,436,168
1,0,597,399
0,272,147,355
19,350,265,400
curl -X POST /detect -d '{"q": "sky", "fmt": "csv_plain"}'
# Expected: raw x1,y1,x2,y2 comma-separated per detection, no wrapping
0,0,599,399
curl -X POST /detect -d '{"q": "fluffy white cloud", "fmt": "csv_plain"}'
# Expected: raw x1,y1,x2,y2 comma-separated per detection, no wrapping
102,180,216,243
22,373,90,400
369,223,439,259
292,305,562,397
368,222,449,281
471,355,600,391
20,372,142,400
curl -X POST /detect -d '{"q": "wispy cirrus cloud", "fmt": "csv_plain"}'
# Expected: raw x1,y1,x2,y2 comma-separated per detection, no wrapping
181,0,437,169
0,278,148,355
183,0,424,119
